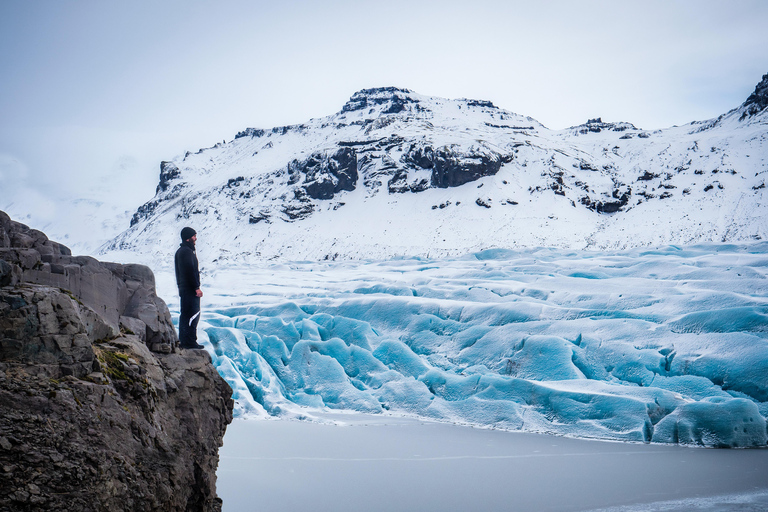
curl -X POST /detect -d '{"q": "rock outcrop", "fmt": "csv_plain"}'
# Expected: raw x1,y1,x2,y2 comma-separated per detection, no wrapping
0,211,175,354
0,211,234,512
288,147,359,200
741,73,768,118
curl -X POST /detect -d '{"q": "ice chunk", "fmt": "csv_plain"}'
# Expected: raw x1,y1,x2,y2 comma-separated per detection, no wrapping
668,307,768,334
213,357,268,418
653,398,767,447
650,374,732,401
287,340,382,413
309,313,376,350
505,335,585,381
354,284,416,296
372,339,430,378
375,377,435,414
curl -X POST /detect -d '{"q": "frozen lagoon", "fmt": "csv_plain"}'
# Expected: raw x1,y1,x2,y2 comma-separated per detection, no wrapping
217,415,768,512
162,242,768,448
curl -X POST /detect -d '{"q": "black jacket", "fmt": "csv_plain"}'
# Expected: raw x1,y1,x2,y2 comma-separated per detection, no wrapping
174,240,200,292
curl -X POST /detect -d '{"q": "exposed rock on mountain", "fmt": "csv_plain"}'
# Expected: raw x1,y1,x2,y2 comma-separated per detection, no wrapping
568,117,639,135
0,211,234,512
741,73,768,118
429,145,512,188
342,86,419,114
107,74,768,263
157,161,182,194
289,147,358,200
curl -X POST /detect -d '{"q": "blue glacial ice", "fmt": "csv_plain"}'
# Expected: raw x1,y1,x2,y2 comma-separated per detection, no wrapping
177,242,768,447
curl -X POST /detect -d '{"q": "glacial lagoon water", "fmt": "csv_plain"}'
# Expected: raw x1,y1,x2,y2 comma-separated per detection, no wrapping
217,415,768,512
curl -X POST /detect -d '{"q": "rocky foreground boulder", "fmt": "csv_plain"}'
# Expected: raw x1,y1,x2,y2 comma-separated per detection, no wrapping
0,211,234,511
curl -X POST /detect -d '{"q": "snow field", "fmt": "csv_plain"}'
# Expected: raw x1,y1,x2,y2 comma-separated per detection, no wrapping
165,242,768,447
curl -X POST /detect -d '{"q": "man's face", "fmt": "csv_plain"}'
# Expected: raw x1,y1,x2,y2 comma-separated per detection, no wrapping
191,234,197,245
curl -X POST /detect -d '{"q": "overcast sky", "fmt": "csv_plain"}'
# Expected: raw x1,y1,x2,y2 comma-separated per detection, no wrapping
1,0,767,239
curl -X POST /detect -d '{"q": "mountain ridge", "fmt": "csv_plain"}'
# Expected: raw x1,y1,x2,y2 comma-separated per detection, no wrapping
104,75,768,265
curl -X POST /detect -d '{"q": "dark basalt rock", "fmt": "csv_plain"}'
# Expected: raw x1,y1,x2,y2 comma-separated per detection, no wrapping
387,171,429,194
637,171,658,181
131,200,158,227
387,169,411,194
283,202,315,221
341,87,416,114
226,176,245,188
0,302,232,512
1,211,176,353
289,147,358,200
338,139,384,147
404,144,434,169
133,162,186,227
248,213,269,224
579,161,599,172
383,97,409,114
740,73,768,119
131,180,187,227
550,172,566,196
399,144,512,190
430,147,511,189
465,99,496,108
0,260,19,287
157,161,181,194
409,179,430,193
0,210,234,512
580,187,632,213
234,128,266,139
572,118,638,134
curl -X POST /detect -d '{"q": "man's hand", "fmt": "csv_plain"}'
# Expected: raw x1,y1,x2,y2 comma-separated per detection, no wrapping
195,289,203,298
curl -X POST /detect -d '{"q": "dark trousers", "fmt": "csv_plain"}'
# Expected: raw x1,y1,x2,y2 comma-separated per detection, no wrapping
179,289,201,347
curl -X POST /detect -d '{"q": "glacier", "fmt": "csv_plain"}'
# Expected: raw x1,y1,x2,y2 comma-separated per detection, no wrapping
163,241,768,448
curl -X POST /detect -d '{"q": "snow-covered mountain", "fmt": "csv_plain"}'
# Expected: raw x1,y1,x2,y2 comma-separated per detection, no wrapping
104,74,768,265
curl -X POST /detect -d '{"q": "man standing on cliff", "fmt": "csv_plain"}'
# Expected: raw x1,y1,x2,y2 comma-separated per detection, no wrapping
175,227,204,349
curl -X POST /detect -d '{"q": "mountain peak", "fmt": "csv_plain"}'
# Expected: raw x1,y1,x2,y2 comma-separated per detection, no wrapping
742,73,768,116
351,86,414,97
566,117,640,135
342,87,418,114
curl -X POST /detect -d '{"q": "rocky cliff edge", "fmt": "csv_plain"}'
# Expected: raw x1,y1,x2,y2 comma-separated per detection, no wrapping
0,210,234,512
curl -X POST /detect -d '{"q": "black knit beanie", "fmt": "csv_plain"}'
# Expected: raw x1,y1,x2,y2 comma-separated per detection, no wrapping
180,227,196,241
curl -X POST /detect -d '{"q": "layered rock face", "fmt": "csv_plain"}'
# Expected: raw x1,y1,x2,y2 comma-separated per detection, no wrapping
0,211,176,354
0,211,234,512
742,73,768,117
